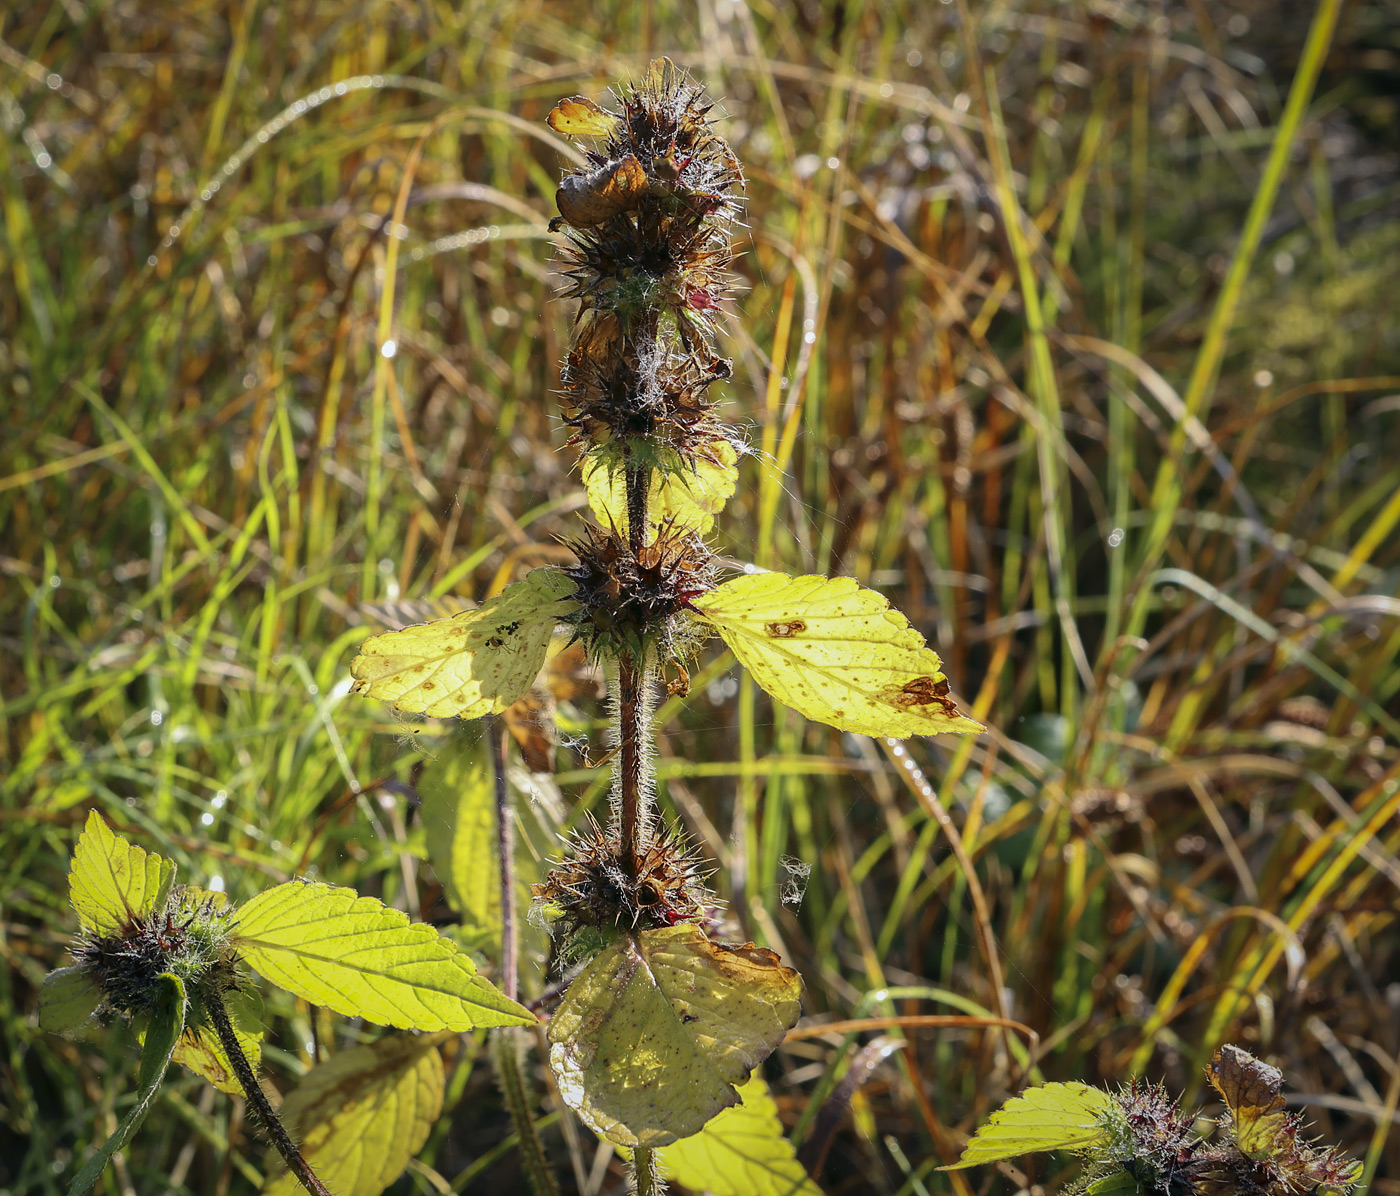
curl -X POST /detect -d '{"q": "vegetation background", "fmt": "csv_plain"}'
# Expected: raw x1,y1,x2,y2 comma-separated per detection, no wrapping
2,1,1398,1194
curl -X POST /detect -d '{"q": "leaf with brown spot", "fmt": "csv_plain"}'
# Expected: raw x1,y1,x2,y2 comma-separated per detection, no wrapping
690,573,984,738
1207,1045,1289,1161
349,569,578,720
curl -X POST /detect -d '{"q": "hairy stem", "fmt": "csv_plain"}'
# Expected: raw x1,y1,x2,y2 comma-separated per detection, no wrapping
633,1145,663,1196
615,651,656,876
491,1029,561,1196
203,985,331,1196
486,715,517,1002
624,456,650,557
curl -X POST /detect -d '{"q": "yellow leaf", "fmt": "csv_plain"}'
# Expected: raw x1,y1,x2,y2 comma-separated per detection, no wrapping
350,569,578,720
263,1034,448,1196
548,924,802,1148
689,573,985,738
1207,1045,1288,1161
657,1074,822,1196
69,810,176,935
583,441,739,542
944,1082,1117,1169
174,989,263,1095
547,95,620,140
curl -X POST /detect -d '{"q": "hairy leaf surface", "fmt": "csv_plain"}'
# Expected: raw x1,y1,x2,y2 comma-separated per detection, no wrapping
264,1034,448,1196
38,966,103,1035
584,440,739,541
690,573,984,737
657,1074,822,1196
349,569,577,719
234,882,533,1030
1207,1045,1288,1161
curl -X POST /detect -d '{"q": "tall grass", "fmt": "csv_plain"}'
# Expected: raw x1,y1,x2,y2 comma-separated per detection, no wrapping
3,2,1398,1194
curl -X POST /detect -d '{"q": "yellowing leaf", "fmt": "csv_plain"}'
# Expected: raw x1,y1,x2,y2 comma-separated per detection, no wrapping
584,441,740,542
547,95,620,140
233,882,534,1031
944,1082,1117,1169
264,1034,448,1196
69,810,176,935
656,1074,822,1196
557,154,648,227
38,966,103,1035
548,924,803,1148
689,573,985,738
175,988,263,1095
1207,1045,1288,1161
349,569,577,720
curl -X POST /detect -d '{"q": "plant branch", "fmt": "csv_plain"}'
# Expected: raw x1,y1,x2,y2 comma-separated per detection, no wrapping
203,984,331,1196
633,1145,663,1196
487,715,517,1002
491,1029,561,1196
615,651,655,876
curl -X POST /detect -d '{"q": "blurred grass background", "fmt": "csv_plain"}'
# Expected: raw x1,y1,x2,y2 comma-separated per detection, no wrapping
2,1,1399,1194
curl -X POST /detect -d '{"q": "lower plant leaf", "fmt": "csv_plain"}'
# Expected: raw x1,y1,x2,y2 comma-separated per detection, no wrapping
656,1074,822,1196
263,1033,448,1196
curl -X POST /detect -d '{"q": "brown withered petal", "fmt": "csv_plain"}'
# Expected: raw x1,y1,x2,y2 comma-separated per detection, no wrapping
556,154,649,228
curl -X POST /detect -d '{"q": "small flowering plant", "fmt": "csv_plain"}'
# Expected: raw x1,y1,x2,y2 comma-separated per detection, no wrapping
947,1045,1360,1196
348,57,982,1190
40,811,531,1196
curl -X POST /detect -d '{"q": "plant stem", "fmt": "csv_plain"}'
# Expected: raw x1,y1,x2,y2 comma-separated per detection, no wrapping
486,715,517,1002
633,1145,662,1196
491,1029,561,1196
203,985,332,1196
615,651,655,877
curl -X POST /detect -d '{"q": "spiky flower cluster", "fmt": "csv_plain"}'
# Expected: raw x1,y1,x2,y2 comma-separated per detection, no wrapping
533,817,716,942
1080,1076,1361,1196
539,59,743,934
75,890,238,1018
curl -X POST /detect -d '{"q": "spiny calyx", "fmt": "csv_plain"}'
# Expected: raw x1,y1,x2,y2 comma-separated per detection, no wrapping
533,817,715,937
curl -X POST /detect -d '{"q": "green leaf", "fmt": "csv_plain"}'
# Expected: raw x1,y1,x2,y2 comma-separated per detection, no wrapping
69,810,176,935
943,1082,1117,1170
548,924,803,1148
656,1074,822,1196
418,731,555,978
38,966,103,1035
689,573,984,739
66,973,185,1196
418,733,499,930
264,1033,448,1196
233,882,534,1030
349,568,577,719
1085,1170,1144,1196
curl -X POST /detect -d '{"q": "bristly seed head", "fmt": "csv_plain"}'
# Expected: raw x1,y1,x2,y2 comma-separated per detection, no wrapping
560,522,714,662
533,815,716,939
74,889,239,1018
